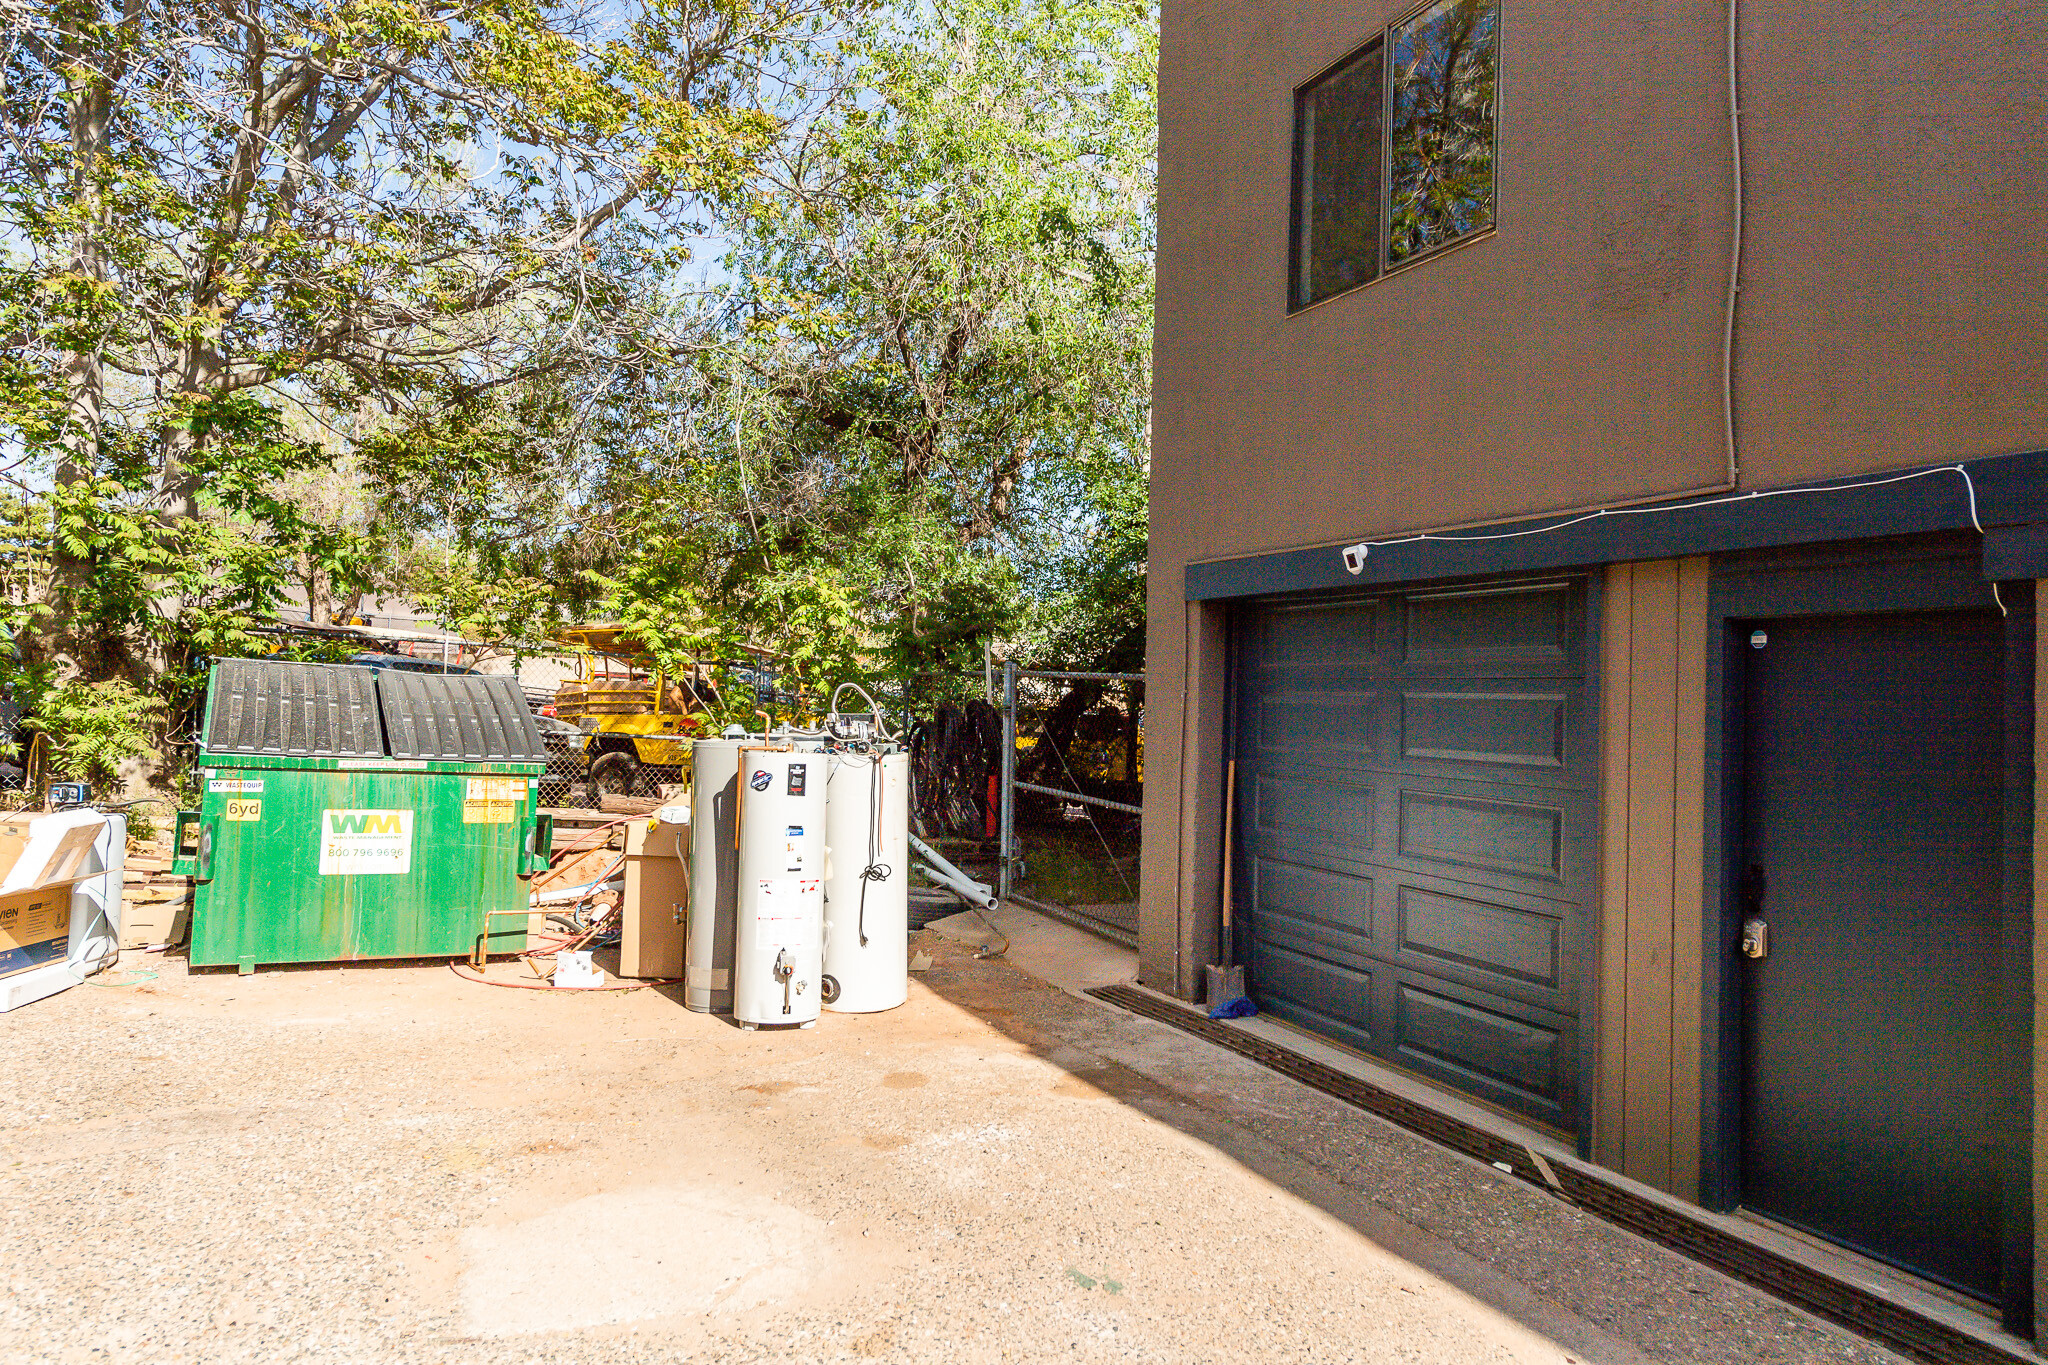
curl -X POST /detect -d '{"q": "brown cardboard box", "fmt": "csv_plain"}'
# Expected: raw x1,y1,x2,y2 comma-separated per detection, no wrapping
120,890,192,949
620,817,688,979
0,886,74,977
0,819,36,876
0,815,108,978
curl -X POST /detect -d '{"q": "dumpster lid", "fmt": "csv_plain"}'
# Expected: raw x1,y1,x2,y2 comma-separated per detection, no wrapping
202,659,386,758
377,671,546,763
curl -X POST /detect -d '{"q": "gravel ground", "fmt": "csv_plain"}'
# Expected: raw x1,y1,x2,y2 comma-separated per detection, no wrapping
0,936,1906,1364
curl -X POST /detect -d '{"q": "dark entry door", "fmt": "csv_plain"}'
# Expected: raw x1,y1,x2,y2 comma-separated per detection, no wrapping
1234,580,1595,1131
1738,609,2009,1300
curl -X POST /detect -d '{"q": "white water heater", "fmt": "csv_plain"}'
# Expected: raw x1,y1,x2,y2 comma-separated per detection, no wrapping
687,736,746,1014
822,750,908,1013
733,748,827,1028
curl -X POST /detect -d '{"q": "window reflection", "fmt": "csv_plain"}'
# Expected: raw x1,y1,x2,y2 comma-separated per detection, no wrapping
1291,41,1384,310
1389,0,1499,266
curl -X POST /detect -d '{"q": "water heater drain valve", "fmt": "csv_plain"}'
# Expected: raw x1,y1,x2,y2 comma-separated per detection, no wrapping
773,948,795,1015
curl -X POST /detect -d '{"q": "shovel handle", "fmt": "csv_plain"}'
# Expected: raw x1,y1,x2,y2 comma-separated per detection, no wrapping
1220,759,1237,964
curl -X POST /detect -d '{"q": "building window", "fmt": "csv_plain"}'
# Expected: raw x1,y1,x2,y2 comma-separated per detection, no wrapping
1289,0,1499,311
1291,39,1385,310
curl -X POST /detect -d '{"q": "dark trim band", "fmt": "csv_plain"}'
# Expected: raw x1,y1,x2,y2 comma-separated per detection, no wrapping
1184,449,2048,601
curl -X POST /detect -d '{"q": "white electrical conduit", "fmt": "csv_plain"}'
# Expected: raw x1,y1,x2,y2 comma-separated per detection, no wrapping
1723,0,1745,491
909,831,1007,958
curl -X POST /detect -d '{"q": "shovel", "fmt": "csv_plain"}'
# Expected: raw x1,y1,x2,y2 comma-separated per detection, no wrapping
1203,759,1247,1007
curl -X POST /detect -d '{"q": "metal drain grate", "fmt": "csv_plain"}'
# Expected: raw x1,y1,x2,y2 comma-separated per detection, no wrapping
1085,983,2027,1365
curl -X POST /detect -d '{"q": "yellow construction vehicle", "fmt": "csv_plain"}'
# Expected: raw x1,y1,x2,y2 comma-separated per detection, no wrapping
550,625,720,799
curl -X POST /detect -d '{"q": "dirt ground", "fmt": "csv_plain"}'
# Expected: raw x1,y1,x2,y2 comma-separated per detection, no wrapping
0,934,1902,1365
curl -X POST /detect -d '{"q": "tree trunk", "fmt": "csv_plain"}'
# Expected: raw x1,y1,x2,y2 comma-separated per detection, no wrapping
154,347,221,522
48,348,103,686
46,3,118,686
302,553,335,627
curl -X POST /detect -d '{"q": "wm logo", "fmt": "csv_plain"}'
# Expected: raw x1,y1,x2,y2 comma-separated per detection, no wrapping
326,811,404,835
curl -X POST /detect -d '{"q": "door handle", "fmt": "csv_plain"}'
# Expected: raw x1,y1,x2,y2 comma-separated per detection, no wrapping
1742,917,1769,959
1740,863,1767,958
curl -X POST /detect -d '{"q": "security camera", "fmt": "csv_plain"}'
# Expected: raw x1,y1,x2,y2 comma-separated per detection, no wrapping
1341,543,1370,575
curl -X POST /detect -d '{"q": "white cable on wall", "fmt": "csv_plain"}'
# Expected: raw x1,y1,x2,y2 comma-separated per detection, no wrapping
1339,463,2008,616
1723,0,1745,491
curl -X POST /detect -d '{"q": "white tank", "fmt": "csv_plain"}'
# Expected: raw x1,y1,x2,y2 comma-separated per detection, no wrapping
733,748,827,1027
822,750,908,1013
686,738,745,1013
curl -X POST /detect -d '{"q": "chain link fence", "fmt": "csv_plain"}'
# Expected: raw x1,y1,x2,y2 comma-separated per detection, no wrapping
518,667,1143,951
998,666,1143,946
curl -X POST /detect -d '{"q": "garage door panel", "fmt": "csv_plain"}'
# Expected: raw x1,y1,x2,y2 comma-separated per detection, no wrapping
1374,770,1598,897
1251,689,1378,767
1397,789,1565,884
1253,939,1375,1052
1401,687,1563,768
1236,576,1593,1133
1394,974,1572,1123
1402,581,1581,673
1251,771,1377,872
1259,599,1387,668
1394,882,1564,995
1251,857,1373,967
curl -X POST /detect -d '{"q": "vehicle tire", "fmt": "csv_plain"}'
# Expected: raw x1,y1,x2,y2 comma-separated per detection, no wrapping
587,750,642,802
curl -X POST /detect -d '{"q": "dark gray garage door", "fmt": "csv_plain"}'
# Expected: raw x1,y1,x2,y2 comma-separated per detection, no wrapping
1232,578,1595,1131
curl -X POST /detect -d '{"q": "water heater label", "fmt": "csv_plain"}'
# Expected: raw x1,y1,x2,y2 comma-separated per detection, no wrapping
787,763,807,795
754,877,819,949
786,825,803,837
318,810,414,875
749,769,772,791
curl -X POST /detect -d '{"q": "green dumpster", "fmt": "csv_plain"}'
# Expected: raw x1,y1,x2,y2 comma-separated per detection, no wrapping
174,659,553,972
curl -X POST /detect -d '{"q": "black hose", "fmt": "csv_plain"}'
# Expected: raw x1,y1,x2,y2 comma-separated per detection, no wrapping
856,754,889,947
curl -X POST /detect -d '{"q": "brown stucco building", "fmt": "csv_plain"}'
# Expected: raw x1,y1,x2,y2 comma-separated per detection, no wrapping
1141,0,2048,1337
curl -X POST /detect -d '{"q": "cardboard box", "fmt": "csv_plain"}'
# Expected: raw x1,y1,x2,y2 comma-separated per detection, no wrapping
0,886,74,977
620,817,688,979
120,892,192,949
0,815,108,979
0,819,36,876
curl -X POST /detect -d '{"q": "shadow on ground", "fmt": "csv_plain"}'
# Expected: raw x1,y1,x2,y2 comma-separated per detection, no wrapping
906,933,1893,1365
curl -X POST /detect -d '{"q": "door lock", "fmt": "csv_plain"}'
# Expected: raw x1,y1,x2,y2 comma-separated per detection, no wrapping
1740,863,1768,958
1741,917,1769,960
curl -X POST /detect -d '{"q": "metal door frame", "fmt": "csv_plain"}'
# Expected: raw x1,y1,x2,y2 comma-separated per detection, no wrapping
1699,532,2035,1332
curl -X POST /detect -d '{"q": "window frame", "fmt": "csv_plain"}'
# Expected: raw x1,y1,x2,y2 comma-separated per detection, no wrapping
1286,0,1502,315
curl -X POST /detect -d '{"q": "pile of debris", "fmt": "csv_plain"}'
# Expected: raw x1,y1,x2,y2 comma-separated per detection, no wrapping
121,846,192,949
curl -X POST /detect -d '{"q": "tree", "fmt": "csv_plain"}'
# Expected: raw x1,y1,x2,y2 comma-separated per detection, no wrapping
585,0,1157,704
0,0,825,689
0,0,837,785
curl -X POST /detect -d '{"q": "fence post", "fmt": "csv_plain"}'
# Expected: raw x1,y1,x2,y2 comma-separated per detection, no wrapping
999,658,1016,901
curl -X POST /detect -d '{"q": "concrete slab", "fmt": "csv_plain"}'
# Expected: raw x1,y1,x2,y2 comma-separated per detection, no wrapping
458,1182,828,1336
0,935,1931,1365
926,901,1137,994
